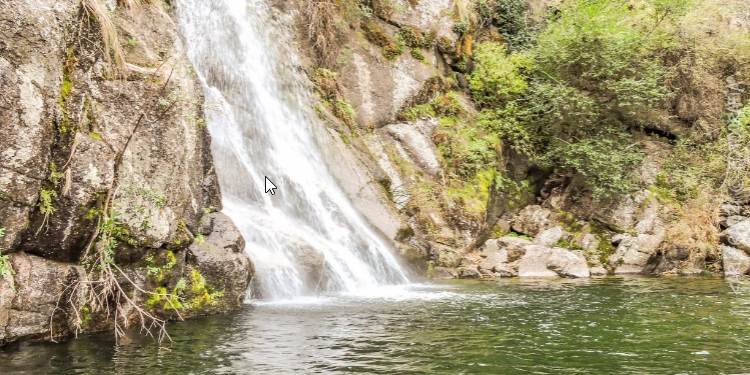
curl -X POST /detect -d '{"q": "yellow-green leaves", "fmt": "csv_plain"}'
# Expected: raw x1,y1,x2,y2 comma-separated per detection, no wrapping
468,42,533,107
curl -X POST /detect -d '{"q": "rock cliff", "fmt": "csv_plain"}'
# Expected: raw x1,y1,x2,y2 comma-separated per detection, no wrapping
274,0,750,279
0,0,252,345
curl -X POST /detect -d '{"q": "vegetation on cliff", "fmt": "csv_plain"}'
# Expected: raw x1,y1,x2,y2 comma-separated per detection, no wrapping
467,0,749,262
296,0,749,272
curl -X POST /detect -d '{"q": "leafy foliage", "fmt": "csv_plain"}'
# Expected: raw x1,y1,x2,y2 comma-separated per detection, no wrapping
402,92,465,122
492,0,533,49
0,228,10,277
469,0,680,197
468,43,532,107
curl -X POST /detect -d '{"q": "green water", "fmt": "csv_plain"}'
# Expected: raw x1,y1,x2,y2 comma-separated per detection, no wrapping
2,277,750,374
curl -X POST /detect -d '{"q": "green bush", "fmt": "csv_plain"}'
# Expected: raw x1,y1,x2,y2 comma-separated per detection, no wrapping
469,0,679,198
534,0,672,118
493,0,533,49
468,42,532,107
541,136,644,198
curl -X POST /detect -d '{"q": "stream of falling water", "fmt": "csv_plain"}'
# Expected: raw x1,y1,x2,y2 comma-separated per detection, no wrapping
176,0,409,299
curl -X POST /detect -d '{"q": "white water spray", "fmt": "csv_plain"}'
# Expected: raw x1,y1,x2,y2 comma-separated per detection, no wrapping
177,0,409,299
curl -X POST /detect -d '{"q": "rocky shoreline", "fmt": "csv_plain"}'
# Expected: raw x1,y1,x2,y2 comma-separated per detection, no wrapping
437,201,750,280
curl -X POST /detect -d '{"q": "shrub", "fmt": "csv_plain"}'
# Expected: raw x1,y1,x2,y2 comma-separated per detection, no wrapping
493,0,533,49
470,0,679,198
468,42,533,107
534,0,672,118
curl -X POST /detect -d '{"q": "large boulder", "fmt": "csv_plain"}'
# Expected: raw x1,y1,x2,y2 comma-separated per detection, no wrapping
722,245,750,277
517,245,590,278
608,234,663,274
432,267,458,279
185,213,253,314
511,205,556,237
501,237,531,262
289,242,326,294
479,249,508,273
546,248,590,278
459,264,481,279
476,237,532,277
533,226,565,248
723,220,750,253
517,245,559,277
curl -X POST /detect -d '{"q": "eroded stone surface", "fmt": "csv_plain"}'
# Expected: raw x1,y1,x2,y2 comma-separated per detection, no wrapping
608,234,663,274
723,246,750,277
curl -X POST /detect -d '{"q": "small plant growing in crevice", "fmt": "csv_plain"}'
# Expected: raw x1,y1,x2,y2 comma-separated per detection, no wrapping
311,68,359,128
0,228,11,277
36,189,58,235
361,22,403,60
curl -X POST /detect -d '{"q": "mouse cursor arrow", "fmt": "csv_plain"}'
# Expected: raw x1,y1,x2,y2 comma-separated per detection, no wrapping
264,176,277,195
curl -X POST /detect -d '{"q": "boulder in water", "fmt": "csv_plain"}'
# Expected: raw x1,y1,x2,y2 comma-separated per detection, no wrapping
460,265,482,279
517,245,559,277
722,245,750,277
546,248,590,278
185,213,254,314
0,253,86,345
291,243,327,292
608,234,663,274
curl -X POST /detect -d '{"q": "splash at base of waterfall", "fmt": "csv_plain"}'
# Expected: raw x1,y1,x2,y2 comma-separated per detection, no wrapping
177,0,409,299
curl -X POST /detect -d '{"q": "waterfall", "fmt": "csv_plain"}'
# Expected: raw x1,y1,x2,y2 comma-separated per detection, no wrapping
176,0,409,299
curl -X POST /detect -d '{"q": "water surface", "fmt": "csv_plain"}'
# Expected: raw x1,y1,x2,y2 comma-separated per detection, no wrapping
2,277,750,374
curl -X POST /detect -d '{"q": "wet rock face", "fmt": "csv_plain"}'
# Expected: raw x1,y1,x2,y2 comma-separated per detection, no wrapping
383,118,442,178
1,2,221,262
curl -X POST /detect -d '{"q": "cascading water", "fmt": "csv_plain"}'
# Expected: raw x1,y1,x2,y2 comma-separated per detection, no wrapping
176,0,409,299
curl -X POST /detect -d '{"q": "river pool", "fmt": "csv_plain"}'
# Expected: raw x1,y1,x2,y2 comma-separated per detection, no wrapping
2,277,750,374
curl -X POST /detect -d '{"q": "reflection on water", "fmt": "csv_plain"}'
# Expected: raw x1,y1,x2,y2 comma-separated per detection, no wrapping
3,277,750,374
